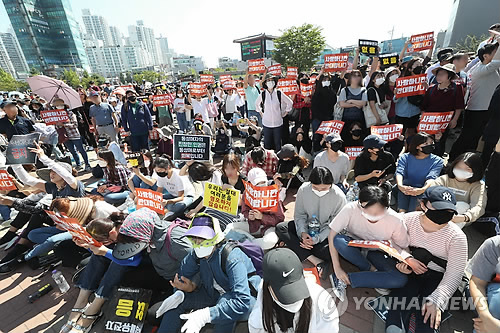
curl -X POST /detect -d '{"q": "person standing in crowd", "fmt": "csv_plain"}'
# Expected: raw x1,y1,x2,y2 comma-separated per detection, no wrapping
248,248,339,333
0,100,34,140
338,69,368,133
173,89,189,133
241,146,279,179
366,70,389,126
382,67,400,123
189,93,210,124
103,81,112,94
293,73,313,136
354,135,395,189
76,88,97,150
482,83,500,168
223,87,244,122
313,133,350,193
121,89,153,152
276,166,346,278
89,91,119,143
311,73,339,150
449,39,500,160
255,74,293,152
244,69,264,126
396,132,443,212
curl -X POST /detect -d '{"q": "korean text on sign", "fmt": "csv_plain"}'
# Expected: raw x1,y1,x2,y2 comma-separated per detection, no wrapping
300,83,315,97
394,74,427,98
0,170,16,191
315,120,345,135
268,64,282,76
45,210,102,246
189,82,207,97
219,75,232,83
136,188,164,214
324,53,348,72
40,109,69,125
359,39,379,56
200,74,215,84
345,146,364,160
173,134,210,161
371,124,404,142
379,53,399,67
286,67,298,79
417,111,454,134
203,182,240,216
277,79,298,96
243,181,279,212
223,80,236,90
151,95,172,107
248,58,266,74
408,32,434,52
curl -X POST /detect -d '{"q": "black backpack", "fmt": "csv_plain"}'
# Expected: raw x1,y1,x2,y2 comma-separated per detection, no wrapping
260,90,282,112
214,128,230,153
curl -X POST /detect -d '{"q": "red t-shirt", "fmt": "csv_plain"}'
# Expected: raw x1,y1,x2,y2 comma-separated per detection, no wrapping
421,83,465,113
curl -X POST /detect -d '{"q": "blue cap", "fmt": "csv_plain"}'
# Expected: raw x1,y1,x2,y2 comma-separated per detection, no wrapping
421,186,457,213
363,134,386,149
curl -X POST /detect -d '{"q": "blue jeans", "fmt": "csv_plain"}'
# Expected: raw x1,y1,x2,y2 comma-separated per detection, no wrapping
177,112,188,132
0,205,10,220
333,234,408,289
165,193,194,214
159,286,256,333
76,253,131,299
92,188,131,205
247,110,262,127
335,183,348,194
130,134,149,152
397,189,419,212
263,126,281,151
25,227,71,260
132,175,172,199
64,138,89,167
487,283,500,321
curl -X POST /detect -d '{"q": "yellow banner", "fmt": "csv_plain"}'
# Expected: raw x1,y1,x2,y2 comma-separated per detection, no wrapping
203,182,240,216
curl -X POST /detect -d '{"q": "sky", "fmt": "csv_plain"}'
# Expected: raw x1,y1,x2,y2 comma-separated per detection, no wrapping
0,0,454,68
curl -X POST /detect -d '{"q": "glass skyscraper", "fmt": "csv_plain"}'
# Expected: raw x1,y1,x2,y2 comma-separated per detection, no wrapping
2,0,89,73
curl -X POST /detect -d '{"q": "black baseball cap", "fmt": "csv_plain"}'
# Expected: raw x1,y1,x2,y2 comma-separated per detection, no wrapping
263,248,309,305
363,134,387,149
276,144,296,159
421,186,457,213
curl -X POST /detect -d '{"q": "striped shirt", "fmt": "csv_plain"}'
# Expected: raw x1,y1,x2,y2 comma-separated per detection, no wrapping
401,212,468,311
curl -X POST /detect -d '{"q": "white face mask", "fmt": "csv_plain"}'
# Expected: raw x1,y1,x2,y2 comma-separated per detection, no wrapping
267,81,275,90
144,160,150,168
453,168,473,180
270,289,304,313
389,74,399,83
193,245,214,258
177,94,182,98
312,188,329,197
361,210,387,222
98,160,107,168
375,78,385,85
322,81,331,87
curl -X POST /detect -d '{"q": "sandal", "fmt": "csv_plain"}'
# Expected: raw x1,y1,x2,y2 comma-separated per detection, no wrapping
59,306,88,333
316,261,332,281
70,311,102,333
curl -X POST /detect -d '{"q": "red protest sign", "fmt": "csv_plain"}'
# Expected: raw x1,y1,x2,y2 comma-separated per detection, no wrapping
243,180,279,212
136,188,164,214
223,80,236,90
45,210,102,247
152,94,172,107
345,146,364,160
119,127,130,137
300,83,315,97
0,170,16,191
277,79,298,96
417,111,454,134
219,75,232,83
371,124,404,142
237,87,246,97
324,53,349,72
395,74,427,98
40,109,69,125
407,32,434,52
200,74,215,84
189,82,207,97
268,64,282,76
348,239,407,264
248,58,266,74
310,75,317,84
287,67,298,79
315,120,345,135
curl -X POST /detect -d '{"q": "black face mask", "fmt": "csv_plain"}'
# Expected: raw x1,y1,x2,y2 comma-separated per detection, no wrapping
127,96,137,102
157,172,167,177
300,79,309,84
420,144,435,155
351,129,363,137
425,209,455,225
413,66,423,74
329,142,342,152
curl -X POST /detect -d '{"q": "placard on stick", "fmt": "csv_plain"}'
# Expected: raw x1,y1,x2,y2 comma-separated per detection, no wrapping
243,180,279,212
324,53,348,72
203,182,240,216
315,120,344,135
286,67,298,79
40,109,69,125
173,134,211,161
6,133,41,165
151,94,172,107
248,58,266,74
359,39,379,56
136,188,164,214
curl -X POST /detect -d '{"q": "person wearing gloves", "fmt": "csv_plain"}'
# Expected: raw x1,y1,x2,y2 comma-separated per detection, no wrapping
121,89,153,152
276,166,346,279
255,74,293,151
385,187,468,333
248,248,339,333
155,213,261,333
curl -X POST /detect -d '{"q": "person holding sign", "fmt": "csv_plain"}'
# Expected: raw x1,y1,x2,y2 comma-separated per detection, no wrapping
338,70,368,134
173,89,190,133
276,167,346,279
311,73,340,149
396,132,443,212
354,135,396,189
94,150,132,204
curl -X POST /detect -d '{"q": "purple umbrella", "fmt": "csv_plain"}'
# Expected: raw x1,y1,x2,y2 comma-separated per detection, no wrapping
26,75,82,109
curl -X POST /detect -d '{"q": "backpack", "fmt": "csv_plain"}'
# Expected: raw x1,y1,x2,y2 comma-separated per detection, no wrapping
220,239,264,277
165,219,190,261
214,128,230,153
260,90,282,113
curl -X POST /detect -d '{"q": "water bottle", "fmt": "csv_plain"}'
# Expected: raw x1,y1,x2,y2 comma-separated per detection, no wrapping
52,270,70,293
308,215,321,240
346,182,360,202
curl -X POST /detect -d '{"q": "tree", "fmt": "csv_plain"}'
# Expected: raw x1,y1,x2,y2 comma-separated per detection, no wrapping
455,34,489,54
81,73,105,88
60,69,81,89
0,69,21,91
272,23,326,72
29,67,40,76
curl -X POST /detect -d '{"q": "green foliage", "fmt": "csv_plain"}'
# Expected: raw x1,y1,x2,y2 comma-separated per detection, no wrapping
133,70,162,84
29,67,40,76
60,69,81,89
272,23,326,72
454,34,489,54
81,73,105,88
0,69,27,91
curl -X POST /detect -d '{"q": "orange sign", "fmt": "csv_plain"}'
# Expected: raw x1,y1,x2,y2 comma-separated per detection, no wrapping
151,94,172,107
189,82,207,97
407,32,434,52
324,53,348,72
345,146,363,160
0,170,16,191
45,210,102,247
237,87,246,97
315,120,344,135
119,127,130,137
395,74,426,98
349,239,407,264
200,74,215,84
219,75,232,83
277,79,298,96
223,80,236,90
268,64,282,76
417,111,454,134
40,109,69,125
243,180,279,212
248,58,266,74
136,188,164,214
300,83,315,97
287,67,298,79
371,124,404,142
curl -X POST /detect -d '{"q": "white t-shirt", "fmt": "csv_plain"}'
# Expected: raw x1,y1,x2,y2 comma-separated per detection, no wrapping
155,169,193,197
173,98,186,113
191,98,209,123
224,93,243,114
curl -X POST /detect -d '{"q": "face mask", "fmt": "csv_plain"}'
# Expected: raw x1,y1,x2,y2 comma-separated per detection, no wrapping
300,79,309,84
270,290,304,313
389,74,399,83
157,171,167,178
420,144,435,155
361,210,387,222
144,160,150,168
425,208,455,225
413,66,423,74
98,160,107,168
329,142,342,152
193,245,215,258
351,129,363,137
267,81,275,90
127,96,137,102
375,78,385,85
322,81,331,87
312,188,329,197
453,168,473,180
177,94,182,98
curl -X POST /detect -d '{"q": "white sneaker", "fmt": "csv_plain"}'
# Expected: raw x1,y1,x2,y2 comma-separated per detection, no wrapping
329,274,347,302
375,288,391,295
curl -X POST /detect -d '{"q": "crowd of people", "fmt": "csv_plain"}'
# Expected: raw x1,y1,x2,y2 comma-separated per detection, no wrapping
0,24,499,333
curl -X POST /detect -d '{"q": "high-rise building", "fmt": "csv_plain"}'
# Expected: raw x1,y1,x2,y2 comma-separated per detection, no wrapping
0,31,29,78
128,20,160,66
173,55,206,73
81,8,112,46
109,26,123,46
157,35,172,67
0,39,15,77
2,0,90,73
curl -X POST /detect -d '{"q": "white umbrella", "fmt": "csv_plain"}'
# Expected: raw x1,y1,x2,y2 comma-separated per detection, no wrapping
26,75,82,109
